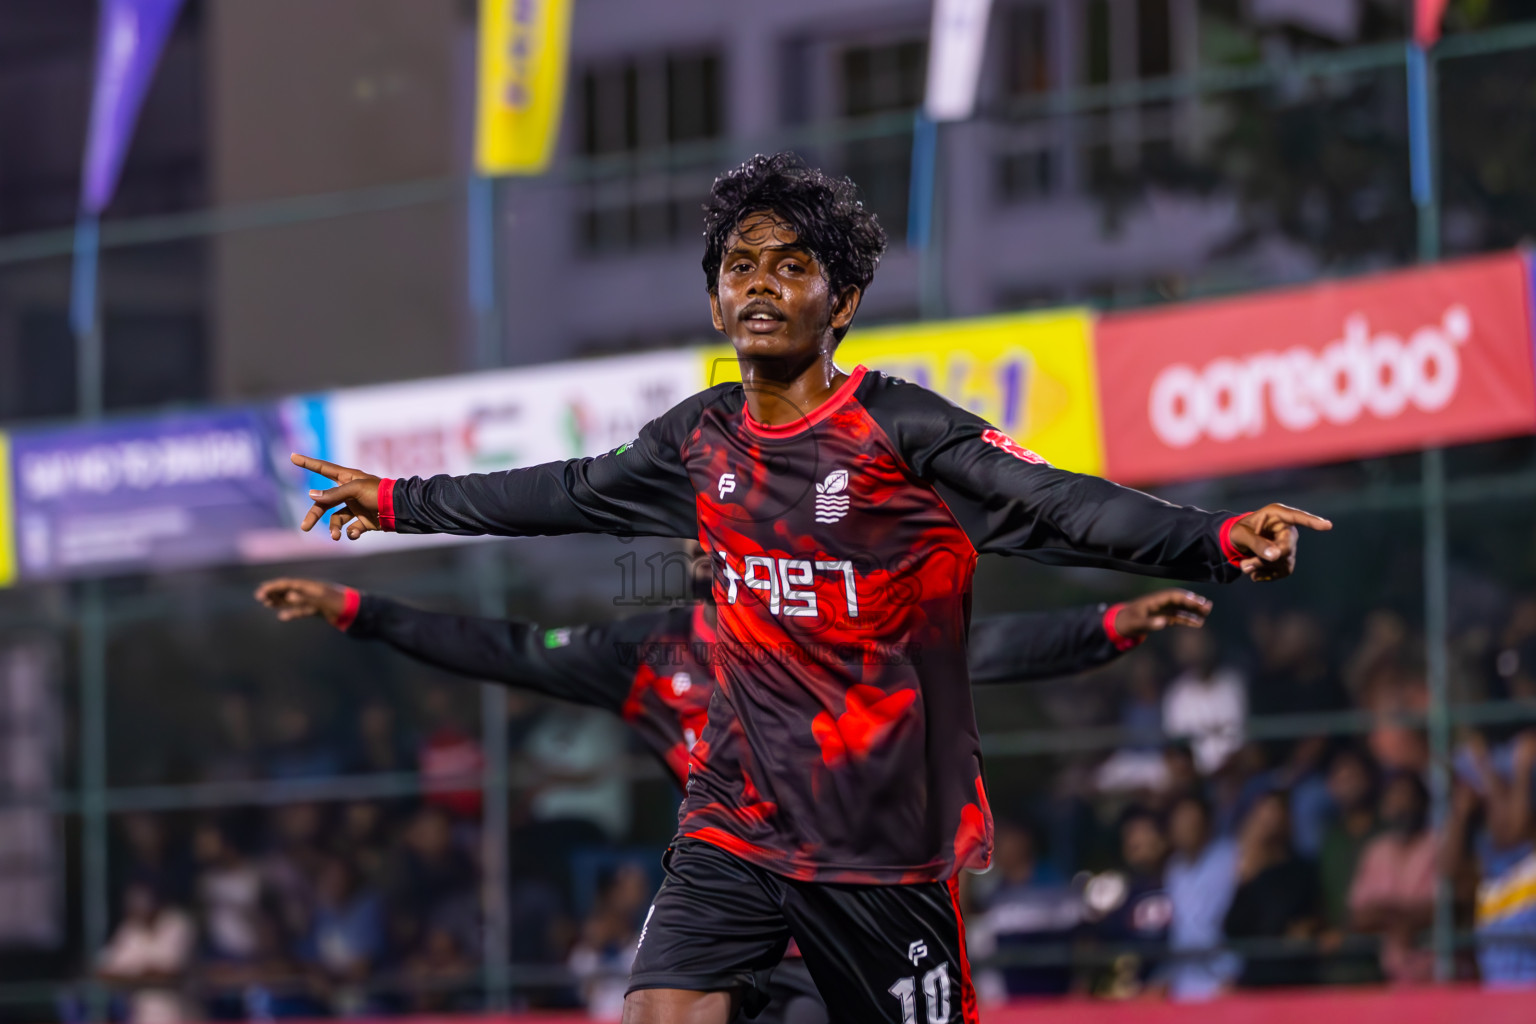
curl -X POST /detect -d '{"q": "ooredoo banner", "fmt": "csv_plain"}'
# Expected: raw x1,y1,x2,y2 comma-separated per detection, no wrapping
1096,252,1536,484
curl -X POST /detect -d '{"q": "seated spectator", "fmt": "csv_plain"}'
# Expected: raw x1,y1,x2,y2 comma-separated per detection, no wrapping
98,883,195,1024
568,862,652,1018
1454,731,1536,985
385,806,478,965
1162,630,1247,775
1348,772,1437,984
419,686,485,822
402,925,477,1014
295,857,384,1015
263,702,341,780
1160,794,1239,1001
1090,810,1172,996
969,821,1080,997
1223,790,1321,988
1317,746,1382,984
192,821,272,1019
260,803,326,948
349,699,413,775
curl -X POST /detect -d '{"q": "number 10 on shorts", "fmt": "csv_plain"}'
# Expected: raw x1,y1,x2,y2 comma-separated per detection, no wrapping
888,963,951,1024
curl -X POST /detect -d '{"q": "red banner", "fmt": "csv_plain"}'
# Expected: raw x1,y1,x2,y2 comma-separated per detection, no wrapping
1096,253,1536,485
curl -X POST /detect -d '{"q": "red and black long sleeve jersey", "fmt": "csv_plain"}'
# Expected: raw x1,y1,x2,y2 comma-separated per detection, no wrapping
338,592,1143,790
383,367,1244,882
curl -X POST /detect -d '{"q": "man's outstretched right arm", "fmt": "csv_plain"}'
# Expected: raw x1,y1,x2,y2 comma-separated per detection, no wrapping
296,390,714,542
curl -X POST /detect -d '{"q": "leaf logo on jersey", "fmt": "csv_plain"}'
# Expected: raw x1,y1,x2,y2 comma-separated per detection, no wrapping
543,628,572,649
981,427,1048,465
813,468,851,524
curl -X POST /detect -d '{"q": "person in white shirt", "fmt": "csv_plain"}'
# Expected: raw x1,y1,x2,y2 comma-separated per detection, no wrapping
1162,629,1247,774
98,883,194,1024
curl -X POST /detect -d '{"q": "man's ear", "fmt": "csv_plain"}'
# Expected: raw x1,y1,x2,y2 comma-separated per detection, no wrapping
830,285,863,333
709,291,726,333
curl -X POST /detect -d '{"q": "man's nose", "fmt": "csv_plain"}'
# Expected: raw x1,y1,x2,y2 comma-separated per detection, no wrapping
746,265,779,295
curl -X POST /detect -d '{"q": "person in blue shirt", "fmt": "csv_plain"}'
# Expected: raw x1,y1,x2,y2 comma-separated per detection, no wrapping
1159,793,1239,1000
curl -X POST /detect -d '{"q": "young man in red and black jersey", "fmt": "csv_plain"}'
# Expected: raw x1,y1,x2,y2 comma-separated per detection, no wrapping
290,153,1330,1022
254,573,1210,1023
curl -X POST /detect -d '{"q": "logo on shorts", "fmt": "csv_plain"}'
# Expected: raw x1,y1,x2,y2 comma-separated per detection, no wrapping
907,940,928,965
637,904,656,950
814,468,851,523
718,472,737,500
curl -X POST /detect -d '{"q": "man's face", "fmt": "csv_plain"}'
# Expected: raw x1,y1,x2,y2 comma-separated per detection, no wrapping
710,211,859,366
1122,818,1167,875
1168,800,1207,856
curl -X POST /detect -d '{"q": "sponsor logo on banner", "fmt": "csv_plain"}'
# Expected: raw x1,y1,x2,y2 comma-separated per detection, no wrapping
310,350,702,482
7,410,297,582
702,308,1104,474
1096,252,1536,484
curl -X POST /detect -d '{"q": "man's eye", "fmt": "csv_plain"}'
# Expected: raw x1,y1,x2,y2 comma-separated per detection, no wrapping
783,262,803,273
732,262,752,273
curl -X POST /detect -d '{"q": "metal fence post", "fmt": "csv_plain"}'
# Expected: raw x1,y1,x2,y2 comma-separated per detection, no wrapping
79,581,109,1019
1407,40,1454,981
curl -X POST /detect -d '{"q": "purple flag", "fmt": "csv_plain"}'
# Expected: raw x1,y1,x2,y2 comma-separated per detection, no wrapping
80,0,185,214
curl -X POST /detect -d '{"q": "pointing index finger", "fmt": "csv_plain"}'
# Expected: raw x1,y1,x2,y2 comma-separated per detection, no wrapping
290,453,342,480
1267,505,1333,532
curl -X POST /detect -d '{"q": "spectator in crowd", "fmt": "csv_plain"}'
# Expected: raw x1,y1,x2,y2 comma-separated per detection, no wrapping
384,805,478,967
968,821,1081,997
1224,790,1321,988
1091,810,1172,996
402,925,477,1014
203,689,261,784
418,686,485,823
191,821,278,1019
331,800,390,882
1317,746,1382,984
1348,772,1438,984
115,814,190,908
295,856,384,1015
1096,658,1171,794
1162,630,1247,775
1492,597,1536,701
568,862,652,1018
349,698,413,776
260,803,326,951
264,702,341,780
517,705,632,901
1450,731,1536,985
98,882,195,1024
1250,611,1348,720
1159,794,1239,1001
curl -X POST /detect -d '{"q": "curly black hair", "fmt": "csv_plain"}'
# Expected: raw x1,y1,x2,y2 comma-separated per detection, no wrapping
701,152,888,320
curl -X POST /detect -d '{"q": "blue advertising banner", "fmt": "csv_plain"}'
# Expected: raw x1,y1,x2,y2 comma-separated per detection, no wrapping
7,408,301,582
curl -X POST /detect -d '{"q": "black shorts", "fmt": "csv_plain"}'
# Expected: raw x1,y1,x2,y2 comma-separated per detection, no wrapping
757,958,827,1024
628,839,978,1023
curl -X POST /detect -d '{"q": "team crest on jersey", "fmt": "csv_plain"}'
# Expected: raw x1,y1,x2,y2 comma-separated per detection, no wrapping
671,672,692,696
981,428,1048,465
814,469,851,523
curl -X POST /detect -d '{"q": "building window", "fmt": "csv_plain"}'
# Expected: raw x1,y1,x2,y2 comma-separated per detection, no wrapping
1006,3,1054,97
576,51,724,255
840,39,927,239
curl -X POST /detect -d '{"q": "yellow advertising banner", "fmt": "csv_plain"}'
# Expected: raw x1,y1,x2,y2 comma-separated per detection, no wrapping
0,433,14,588
475,0,574,175
700,308,1105,473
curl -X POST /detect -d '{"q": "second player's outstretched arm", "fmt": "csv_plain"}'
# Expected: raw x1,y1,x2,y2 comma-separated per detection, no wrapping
254,578,633,710
969,589,1212,684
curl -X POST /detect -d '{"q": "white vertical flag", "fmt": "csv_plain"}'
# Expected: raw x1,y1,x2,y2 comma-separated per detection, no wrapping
924,0,995,122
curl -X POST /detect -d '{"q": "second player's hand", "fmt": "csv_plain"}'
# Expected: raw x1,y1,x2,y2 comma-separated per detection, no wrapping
255,578,348,626
292,453,383,540
1227,503,1333,582
1115,590,1213,640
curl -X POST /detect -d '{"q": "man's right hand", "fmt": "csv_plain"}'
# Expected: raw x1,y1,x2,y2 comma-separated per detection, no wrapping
292,453,383,540
255,578,349,626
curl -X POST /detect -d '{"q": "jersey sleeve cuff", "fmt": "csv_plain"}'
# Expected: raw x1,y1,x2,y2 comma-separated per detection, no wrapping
1102,603,1143,652
334,587,362,632
1218,514,1250,568
378,478,397,532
